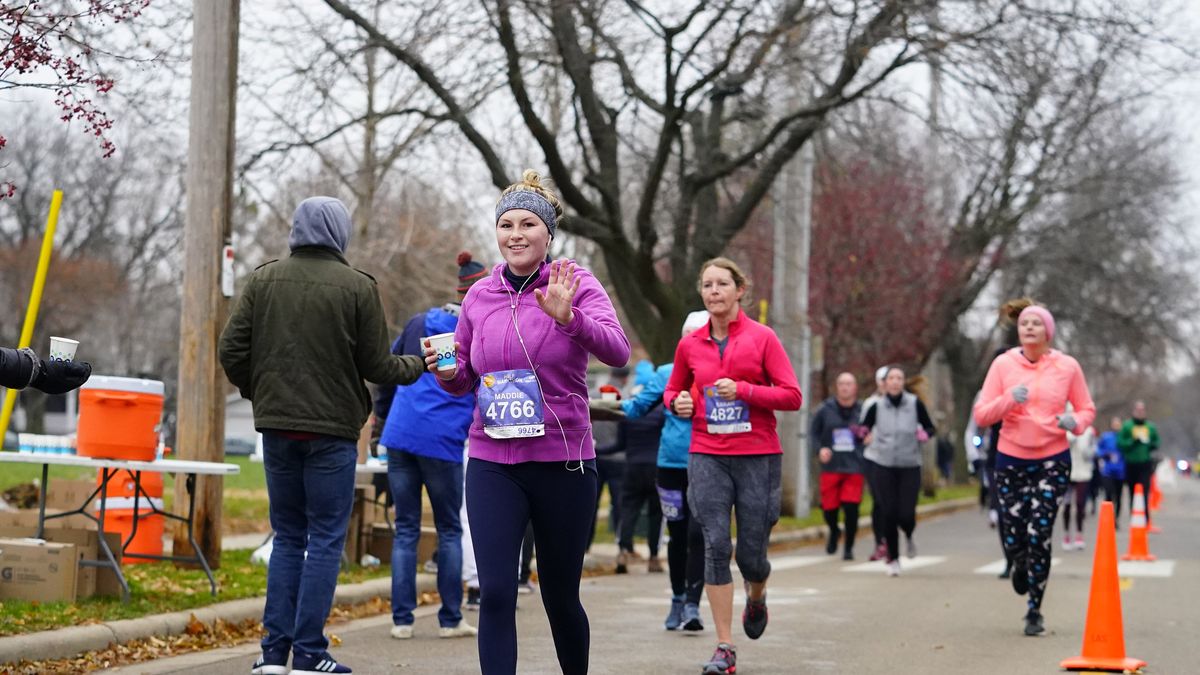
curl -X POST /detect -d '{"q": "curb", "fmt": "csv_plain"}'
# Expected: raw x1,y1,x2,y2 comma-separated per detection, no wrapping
0,574,429,667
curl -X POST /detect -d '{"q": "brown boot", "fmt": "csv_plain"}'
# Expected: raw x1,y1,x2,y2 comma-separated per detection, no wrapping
647,556,664,573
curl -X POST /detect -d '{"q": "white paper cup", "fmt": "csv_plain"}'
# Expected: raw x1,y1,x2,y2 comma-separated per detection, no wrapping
49,336,79,362
426,333,457,371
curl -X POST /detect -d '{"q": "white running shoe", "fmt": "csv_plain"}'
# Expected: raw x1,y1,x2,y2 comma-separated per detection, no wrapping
886,560,901,577
1062,536,1074,551
1074,535,1085,550
390,624,413,639
439,621,478,639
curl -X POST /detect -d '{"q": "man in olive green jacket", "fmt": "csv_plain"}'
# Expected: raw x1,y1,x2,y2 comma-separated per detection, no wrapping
1117,400,1160,529
219,196,423,675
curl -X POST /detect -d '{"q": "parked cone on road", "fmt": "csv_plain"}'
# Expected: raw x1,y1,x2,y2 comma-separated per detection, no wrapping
1061,501,1147,673
1120,484,1156,562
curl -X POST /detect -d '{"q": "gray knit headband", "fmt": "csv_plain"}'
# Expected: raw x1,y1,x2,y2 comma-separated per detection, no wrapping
495,191,557,238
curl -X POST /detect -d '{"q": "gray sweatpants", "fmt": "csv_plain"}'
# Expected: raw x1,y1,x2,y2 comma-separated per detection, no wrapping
687,452,782,586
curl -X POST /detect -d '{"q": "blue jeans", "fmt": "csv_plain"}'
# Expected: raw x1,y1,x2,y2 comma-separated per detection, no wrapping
387,449,464,627
260,432,357,659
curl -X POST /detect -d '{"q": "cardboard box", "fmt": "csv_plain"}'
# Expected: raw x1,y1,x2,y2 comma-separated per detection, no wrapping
0,508,93,530
0,538,78,603
416,526,437,566
367,523,393,564
0,526,124,598
45,478,99,511
366,525,436,566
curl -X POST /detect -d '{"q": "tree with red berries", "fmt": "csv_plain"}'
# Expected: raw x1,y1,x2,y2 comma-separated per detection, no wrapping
1,1,151,197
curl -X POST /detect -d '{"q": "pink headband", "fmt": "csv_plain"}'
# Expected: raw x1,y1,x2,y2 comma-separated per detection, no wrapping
1018,305,1055,343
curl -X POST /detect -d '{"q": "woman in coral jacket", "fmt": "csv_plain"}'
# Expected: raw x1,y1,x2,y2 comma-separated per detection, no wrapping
974,301,1095,637
664,257,802,675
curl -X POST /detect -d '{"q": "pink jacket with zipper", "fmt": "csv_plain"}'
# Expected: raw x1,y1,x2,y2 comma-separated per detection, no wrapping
437,261,630,464
663,308,802,456
974,347,1096,461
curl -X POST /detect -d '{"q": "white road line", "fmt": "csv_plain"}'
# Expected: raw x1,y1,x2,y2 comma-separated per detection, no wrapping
974,558,1061,575
1118,560,1175,578
843,556,946,573
766,555,833,571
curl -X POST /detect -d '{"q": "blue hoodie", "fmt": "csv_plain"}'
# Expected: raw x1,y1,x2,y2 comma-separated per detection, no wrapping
622,363,691,469
379,306,475,462
1097,429,1125,480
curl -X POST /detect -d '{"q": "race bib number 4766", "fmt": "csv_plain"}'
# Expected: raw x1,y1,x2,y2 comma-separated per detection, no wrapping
479,369,546,439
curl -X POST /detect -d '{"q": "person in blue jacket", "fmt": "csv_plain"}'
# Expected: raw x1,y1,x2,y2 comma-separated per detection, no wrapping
617,310,709,631
1096,416,1126,525
376,251,488,640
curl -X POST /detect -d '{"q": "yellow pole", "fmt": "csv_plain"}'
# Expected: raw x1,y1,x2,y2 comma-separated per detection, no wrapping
0,190,63,446
759,298,770,325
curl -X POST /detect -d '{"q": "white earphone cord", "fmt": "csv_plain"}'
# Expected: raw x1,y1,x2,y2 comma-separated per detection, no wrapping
505,273,589,474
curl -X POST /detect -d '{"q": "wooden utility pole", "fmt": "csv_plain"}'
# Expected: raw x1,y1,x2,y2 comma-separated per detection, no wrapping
174,0,240,567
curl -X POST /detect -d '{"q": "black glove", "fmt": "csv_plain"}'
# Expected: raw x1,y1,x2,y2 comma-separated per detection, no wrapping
30,357,92,395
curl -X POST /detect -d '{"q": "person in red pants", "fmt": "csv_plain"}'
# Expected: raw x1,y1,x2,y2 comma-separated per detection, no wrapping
810,372,867,560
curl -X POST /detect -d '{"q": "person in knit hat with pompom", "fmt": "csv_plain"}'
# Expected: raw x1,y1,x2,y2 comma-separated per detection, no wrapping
456,251,487,302
372,250,490,641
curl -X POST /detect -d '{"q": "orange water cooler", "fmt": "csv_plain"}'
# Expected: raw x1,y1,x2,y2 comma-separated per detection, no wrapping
79,376,167,562
76,376,164,462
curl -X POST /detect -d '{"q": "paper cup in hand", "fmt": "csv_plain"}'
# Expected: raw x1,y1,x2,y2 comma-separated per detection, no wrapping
49,337,79,362
426,333,457,371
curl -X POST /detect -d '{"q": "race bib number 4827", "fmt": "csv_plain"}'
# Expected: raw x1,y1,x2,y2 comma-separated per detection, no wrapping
703,385,751,435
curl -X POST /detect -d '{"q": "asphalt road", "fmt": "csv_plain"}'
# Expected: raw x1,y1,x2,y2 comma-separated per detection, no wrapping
110,469,1198,674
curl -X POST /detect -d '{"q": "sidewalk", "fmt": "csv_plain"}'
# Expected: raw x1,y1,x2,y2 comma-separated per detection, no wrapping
0,498,977,667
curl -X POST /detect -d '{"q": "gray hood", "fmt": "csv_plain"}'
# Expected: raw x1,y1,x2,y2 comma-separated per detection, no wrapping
289,196,351,253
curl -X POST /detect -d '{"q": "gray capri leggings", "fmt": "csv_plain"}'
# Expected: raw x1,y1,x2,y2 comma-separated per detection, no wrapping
687,452,782,586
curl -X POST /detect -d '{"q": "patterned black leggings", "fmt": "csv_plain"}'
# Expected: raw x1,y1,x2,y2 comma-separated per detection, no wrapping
997,456,1071,611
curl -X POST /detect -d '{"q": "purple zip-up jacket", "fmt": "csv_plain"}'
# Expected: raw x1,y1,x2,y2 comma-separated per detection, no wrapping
438,260,631,464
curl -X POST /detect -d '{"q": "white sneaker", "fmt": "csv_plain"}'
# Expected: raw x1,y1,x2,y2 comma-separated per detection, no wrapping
886,560,901,577
439,621,478,638
1074,535,1085,550
391,624,413,639
1062,536,1074,551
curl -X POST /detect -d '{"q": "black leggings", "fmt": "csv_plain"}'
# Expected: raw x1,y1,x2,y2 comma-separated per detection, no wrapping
618,463,662,556
1125,461,1154,526
1102,476,1124,521
466,459,597,675
997,455,1071,611
657,467,704,604
864,458,885,545
867,463,921,562
1061,482,1088,535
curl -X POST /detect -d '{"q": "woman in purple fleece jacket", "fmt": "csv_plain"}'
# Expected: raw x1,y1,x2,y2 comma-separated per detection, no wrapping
423,170,630,675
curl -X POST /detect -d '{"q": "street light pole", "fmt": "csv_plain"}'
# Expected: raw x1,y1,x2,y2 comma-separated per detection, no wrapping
773,129,815,517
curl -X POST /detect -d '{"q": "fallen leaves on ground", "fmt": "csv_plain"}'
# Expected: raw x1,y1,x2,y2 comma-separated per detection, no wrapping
0,594,418,674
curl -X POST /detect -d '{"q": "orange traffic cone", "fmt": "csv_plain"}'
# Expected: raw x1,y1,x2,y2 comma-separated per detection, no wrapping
1120,484,1156,562
1149,474,1162,512
1148,475,1163,533
1061,501,1147,672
